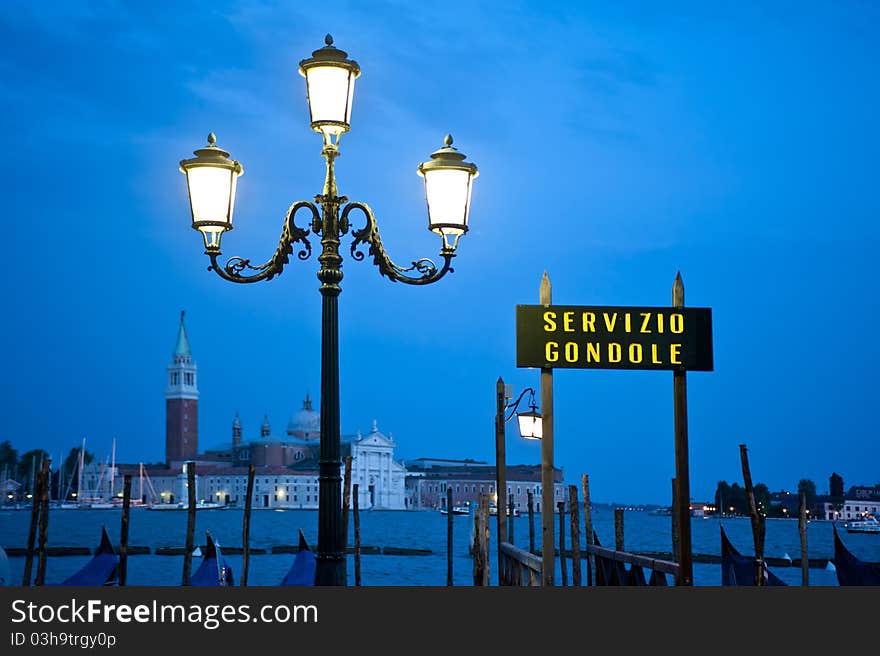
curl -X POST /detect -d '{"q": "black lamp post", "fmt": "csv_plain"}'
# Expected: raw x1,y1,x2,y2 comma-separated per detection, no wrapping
178,35,478,586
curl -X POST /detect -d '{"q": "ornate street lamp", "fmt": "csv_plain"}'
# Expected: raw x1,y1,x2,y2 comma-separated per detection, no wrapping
178,35,478,586
507,387,542,440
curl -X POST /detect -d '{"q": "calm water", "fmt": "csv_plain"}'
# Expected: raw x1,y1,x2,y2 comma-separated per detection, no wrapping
2,508,878,586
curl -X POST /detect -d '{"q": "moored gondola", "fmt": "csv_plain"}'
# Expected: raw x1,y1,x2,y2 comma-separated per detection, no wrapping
720,525,786,586
191,532,234,586
58,526,119,586
832,525,880,586
280,529,316,586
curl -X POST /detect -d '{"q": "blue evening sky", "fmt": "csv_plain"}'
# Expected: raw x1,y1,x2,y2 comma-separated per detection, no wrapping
1,1,877,505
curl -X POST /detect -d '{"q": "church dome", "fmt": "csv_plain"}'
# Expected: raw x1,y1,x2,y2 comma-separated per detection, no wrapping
287,393,320,439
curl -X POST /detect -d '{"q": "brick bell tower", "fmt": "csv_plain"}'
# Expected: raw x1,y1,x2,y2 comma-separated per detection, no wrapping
166,310,199,465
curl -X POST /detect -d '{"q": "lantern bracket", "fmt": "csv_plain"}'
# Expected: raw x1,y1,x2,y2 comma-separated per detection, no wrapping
344,201,457,285
206,200,317,284
505,387,538,422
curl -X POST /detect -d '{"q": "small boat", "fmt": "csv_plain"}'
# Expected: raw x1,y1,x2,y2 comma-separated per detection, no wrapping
58,527,119,586
440,504,470,516
489,503,520,517
280,529,316,586
845,517,880,534
833,526,880,585
147,501,222,511
191,532,234,586
720,525,786,586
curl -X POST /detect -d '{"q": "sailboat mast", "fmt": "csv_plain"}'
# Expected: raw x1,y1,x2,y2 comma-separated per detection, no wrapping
77,438,85,503
110,438,116,499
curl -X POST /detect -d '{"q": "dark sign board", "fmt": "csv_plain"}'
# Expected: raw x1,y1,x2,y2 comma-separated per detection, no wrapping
516,305,713,371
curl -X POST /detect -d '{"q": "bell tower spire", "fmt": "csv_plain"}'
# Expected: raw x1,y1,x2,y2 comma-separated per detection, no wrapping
166,310,199,465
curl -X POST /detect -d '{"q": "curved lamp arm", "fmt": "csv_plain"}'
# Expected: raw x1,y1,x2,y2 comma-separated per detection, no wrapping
505,387,537,422
206,201,318,284
343,201,456,285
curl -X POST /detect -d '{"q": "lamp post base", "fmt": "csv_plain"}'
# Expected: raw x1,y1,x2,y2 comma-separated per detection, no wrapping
315,555,347,586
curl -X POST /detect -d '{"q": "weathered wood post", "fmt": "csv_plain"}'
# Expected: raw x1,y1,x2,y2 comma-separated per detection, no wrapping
740,444,765,586
558,501,567,586
671,478,680,565
495,376,508,587
472,501,483,585
447,487,454,586
527,489,535,554
35,459,51,586
120,474,132,586
480,494,491,586
241,463,255,586
615,508,625,552
799,490,809,586
353,482,361,587
22,462,43,586
540,271,555,586
569,485,581,586
508,499,516,544
672,272,693,586
582,474,592,586
182,460,196,586
342,455,352,552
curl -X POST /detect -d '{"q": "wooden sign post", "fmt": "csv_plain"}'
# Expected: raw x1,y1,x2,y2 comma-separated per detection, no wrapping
516,271,712,587
540,271,555,587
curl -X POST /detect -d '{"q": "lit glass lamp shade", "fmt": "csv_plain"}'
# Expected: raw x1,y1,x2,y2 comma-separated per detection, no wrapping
517,409,543,440
418,135,478,239
298,35,360,137
179,133,243,251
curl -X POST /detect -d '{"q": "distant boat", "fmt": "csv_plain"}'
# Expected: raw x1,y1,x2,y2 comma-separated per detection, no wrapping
844,517,880,534
833,526,880,585
489,503,520,517
280,530,316,586
191,533,234,586
720,525,787,586
58,527,119,586
440,502,470,516
148,501,222,511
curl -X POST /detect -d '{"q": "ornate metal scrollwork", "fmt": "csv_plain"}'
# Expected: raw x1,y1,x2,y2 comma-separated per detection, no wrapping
207,201,319,284
343,202,455,285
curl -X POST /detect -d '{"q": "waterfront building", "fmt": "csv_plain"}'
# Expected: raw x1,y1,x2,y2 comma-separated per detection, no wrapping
404,459,565,513
824,499,880,521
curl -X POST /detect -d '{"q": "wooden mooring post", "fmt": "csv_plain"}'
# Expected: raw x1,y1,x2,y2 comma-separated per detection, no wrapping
494,376,508,587
447,487,454,586
799,490,809,586
480,495,490,586
557,501,567,586
240,463,255,586
740,444,765,586
182,461,196,586
615,508,625,552
508,499,515,544
35,459,51,586
119,474,132,586
473,501,483,585
672,272,693,586
540,271,555,587
22,463,43,586
527,490,535,554
671,478,680,565
569,485,581,586
582,474,592,586
342,455,352,552
353,482,361,586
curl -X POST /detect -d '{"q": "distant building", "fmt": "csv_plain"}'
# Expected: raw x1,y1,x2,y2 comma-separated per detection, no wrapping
404,460,565,513
824,499,880,521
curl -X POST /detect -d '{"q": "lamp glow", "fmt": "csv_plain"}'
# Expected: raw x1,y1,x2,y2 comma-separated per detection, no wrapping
179,133,243,251
517,408,543,440
299,35,360,138
418,135,478,244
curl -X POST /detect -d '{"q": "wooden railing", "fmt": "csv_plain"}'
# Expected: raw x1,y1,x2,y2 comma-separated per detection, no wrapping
499,542,542,586
586,543,679,586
